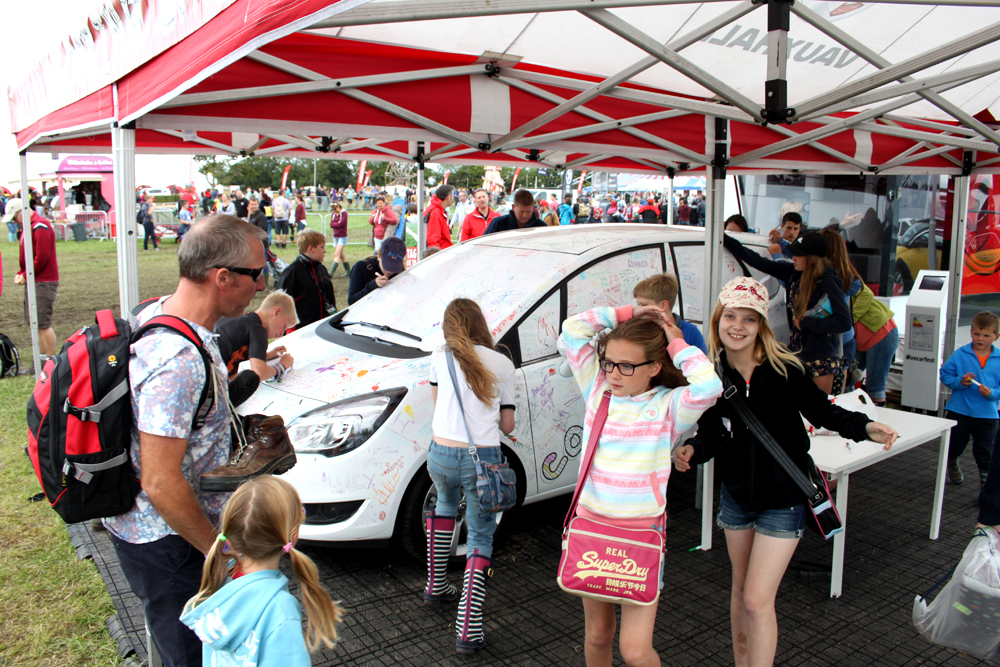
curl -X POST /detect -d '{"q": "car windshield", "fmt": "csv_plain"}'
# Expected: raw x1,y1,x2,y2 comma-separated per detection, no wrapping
319,243,562,351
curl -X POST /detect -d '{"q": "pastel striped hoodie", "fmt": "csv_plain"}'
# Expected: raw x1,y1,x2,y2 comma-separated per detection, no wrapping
560,306,722,519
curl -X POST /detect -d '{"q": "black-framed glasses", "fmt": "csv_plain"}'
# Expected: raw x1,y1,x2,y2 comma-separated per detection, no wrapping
217,266,264,281
599,358,656,376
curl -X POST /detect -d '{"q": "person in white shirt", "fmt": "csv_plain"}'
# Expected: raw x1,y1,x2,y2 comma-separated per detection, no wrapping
449,189,474,231
424,298,516,655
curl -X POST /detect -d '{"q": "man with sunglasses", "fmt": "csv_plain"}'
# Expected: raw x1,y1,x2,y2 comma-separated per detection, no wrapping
103,215,266,667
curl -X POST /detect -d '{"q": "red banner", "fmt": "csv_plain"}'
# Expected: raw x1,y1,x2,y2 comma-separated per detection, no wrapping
511,167,522,192
577,170,588,195
357,161,367,192
444,171,450,185
280,165,292,191
362,170,373,189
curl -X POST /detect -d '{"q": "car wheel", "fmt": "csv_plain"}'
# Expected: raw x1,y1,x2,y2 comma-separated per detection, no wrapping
894,258,913,295
397,445,525,562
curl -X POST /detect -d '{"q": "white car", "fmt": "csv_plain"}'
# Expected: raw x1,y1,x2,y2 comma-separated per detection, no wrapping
240,225,787,557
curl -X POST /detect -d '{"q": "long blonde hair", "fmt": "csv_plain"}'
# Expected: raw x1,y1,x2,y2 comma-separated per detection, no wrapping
442,298,498,406
793,254,831,320
186,476,342,652
707,301,803,379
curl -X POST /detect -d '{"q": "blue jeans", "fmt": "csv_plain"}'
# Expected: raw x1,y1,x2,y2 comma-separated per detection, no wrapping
427,441,502,558
716,485,807,539
110,534,204,667
7,221,18,242
142,220,158,249
856,325,898,401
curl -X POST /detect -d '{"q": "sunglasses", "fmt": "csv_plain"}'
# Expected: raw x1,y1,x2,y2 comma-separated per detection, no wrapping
599,358,656,377
217,266,265,281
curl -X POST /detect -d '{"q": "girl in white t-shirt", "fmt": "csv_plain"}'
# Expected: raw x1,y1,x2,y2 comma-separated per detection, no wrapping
424,298,516,654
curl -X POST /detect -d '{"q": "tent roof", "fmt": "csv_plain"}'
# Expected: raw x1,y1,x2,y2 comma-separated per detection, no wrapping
11,0,1000,176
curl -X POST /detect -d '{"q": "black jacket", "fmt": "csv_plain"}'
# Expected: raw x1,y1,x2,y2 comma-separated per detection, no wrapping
723,234,851,362
277,254,335,327
348,255,399,305
689,355,872,511
483,212,547,235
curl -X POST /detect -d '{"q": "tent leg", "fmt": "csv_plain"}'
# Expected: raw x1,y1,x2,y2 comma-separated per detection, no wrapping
417,156,426,260
943,159,971,364
20,152,42,376
667,174,675,225
703,119,729,328
113,124,140,316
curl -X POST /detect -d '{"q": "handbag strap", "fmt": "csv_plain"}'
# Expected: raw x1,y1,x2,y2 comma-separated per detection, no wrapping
445,349,485,472
716,362,824,506
562,390,612,530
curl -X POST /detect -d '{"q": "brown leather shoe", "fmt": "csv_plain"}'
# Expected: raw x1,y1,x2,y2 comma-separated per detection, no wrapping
201,415,297,492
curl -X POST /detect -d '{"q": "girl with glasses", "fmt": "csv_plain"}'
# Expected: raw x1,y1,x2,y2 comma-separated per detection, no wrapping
559,302,723,667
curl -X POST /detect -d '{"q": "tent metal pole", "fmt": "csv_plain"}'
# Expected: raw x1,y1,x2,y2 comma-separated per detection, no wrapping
498,75,707,163
794,64,997,123
852,121,994,152
417,145,426,260
582,8,762,121
943,157,972,367
150,129,239,154
490,0,759,152
762,0,791,125
877,145,960,172
113,123,140,316
667,173,675,226
313,0,740,28
791,20,1000,121
793,3,1000,147
165,64,487,108
704,118,728,329
501,110,688,151
339,89,482,148
19,152,42,375
729,94,927,167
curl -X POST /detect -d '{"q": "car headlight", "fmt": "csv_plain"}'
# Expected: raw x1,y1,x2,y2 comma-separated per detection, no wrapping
286,387,407,457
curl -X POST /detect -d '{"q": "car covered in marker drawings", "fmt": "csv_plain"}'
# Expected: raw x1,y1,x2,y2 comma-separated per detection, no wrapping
239,225,787,558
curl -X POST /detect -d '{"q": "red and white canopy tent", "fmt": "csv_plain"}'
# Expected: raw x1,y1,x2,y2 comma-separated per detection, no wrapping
10,0,1000,371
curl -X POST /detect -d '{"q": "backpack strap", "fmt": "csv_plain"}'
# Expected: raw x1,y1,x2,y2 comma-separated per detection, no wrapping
132,315,216,430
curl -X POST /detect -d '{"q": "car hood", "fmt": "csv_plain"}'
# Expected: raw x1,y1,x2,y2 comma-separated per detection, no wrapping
246,318,429,407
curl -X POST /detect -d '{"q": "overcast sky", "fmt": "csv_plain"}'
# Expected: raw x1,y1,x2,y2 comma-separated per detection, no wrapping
2,0,206,191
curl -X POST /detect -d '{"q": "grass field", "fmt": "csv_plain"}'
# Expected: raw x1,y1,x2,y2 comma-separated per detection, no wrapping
0,211,394,666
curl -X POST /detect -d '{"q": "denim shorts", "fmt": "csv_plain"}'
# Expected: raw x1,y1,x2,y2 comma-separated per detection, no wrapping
333,236,347,246
716,485,807,539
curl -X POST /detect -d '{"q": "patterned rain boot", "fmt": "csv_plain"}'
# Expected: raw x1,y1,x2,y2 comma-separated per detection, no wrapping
455,550,492,653
424,514,459,603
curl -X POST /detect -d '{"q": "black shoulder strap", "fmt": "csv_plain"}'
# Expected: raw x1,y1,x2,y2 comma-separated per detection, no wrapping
132,314,216,430
716,362,823,506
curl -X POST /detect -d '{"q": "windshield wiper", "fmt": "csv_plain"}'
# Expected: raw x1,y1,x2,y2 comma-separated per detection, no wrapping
337,320,421,342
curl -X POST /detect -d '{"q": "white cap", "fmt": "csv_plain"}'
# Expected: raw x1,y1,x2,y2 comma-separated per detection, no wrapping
2,198,23,224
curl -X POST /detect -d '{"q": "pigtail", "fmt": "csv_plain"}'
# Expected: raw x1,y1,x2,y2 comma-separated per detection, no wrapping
288,548,343,652
185,537,233,613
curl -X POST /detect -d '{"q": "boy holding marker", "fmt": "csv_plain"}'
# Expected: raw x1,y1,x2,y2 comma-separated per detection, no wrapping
940,311,1000,487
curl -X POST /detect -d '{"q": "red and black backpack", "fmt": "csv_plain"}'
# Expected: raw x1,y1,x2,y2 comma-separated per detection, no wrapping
26,304,215,524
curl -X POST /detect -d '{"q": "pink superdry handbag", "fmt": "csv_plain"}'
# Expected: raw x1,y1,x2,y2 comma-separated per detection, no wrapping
557,390,666,606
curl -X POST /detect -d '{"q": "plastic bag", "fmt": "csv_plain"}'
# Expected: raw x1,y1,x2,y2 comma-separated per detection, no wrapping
913,528,1000,659
803,389,879,437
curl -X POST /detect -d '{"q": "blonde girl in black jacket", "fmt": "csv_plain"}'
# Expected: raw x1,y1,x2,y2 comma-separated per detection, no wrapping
674,277,897,667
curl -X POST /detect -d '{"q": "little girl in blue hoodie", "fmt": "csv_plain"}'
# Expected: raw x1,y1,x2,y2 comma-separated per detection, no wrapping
940,311,1000,487
181,476,343,666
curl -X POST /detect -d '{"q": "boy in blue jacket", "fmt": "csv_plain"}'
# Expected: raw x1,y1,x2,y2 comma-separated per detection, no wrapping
634,273,707,354
940,311,1000,487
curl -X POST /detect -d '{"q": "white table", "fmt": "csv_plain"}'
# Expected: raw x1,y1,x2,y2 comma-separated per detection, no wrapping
697,407,956,598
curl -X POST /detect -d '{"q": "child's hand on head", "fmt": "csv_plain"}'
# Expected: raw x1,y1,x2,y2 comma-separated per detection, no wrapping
633,304,666,321
661,318,683,343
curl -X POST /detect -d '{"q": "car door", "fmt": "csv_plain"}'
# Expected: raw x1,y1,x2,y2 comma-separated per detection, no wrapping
498,244,669,500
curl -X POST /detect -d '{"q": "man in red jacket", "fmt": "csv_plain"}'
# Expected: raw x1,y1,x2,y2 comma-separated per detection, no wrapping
425,184,455,249
5,199,59,357
460,188,499,242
